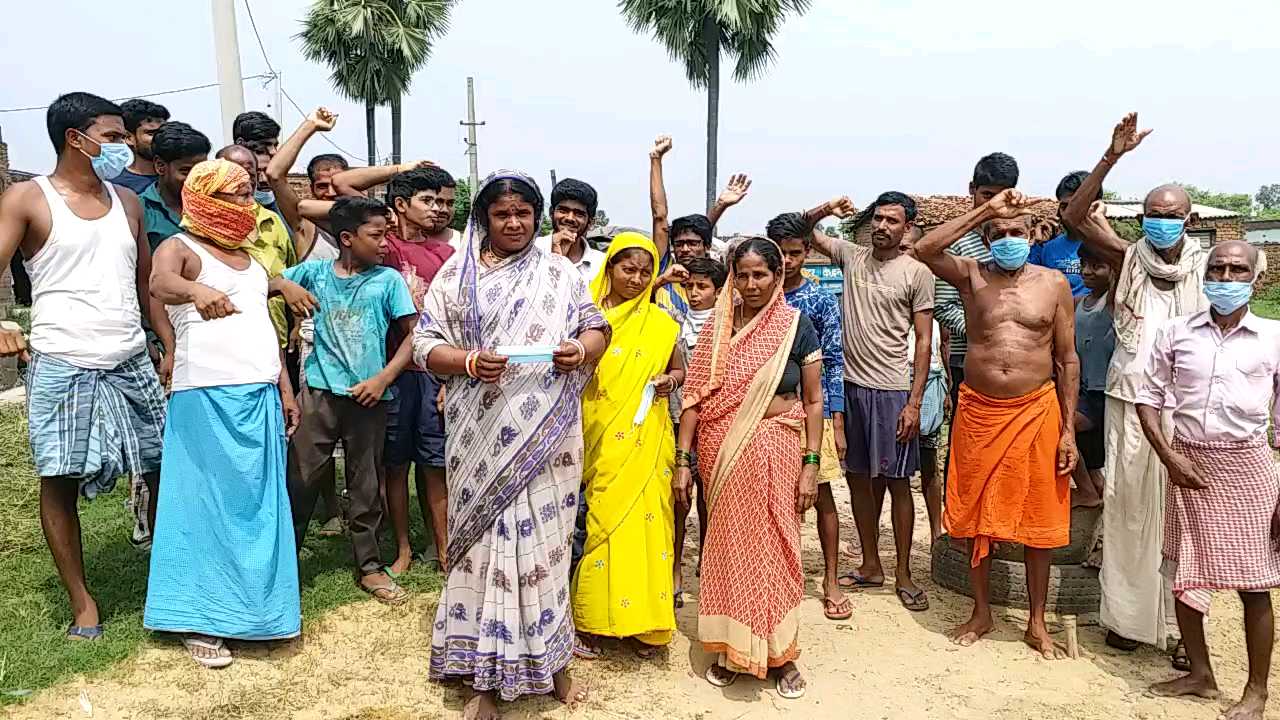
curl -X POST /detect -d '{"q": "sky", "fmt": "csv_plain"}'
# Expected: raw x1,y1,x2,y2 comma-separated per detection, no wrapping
1,0,1276,232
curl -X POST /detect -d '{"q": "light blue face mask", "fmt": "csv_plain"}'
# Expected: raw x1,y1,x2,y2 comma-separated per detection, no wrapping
1203,281,1254,314
989,235,1030,271
254,189,276,207
77,132,133,181
1142,217,1185,250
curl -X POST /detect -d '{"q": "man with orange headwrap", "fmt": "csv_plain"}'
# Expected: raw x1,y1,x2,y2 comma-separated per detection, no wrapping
143,159,314,668
915,188,1080,660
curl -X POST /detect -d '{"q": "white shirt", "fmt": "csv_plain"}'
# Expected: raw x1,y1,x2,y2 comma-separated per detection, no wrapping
1135,310,1280,445
534,234,605,283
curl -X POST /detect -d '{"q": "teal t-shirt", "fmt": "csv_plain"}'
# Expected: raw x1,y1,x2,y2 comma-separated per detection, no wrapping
282,260,416,399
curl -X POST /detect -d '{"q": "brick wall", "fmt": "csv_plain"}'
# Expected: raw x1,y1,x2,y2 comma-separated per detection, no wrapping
1200,217,1245,243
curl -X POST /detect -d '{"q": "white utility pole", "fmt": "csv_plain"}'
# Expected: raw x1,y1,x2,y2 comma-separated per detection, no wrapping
212,0,246,145
460,77,485,200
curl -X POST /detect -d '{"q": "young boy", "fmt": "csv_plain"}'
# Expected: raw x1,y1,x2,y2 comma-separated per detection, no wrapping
1072,243,1115,509
382,167,457,575
670,256,726,605
767,212,849,620
284,196,418,604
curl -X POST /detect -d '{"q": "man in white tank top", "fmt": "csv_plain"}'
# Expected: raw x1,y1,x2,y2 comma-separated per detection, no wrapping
0,92,166,641
144,158,306,667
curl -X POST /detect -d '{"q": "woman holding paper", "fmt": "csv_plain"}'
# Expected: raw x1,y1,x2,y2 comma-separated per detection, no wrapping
413,170,608,718
675,236,822,699
572,232,683,658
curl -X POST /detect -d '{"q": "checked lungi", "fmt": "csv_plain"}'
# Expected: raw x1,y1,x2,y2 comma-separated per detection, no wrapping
1162,434,1280,614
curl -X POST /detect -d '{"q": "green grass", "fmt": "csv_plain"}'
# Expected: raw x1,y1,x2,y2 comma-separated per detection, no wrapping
0,406,441,705
1251,283,1280,320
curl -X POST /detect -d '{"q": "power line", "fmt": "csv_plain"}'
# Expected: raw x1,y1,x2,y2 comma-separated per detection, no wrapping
0,75,274,114
242,0,368,163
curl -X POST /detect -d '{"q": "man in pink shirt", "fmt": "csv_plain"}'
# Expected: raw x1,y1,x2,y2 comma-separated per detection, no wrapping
383,166,458,574
1135,241,1280,720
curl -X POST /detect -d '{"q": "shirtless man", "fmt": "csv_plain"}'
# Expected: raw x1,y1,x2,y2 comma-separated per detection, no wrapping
915,188,1080,658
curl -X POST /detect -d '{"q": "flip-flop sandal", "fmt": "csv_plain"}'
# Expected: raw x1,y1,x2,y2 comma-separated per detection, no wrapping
822,596,853,620
182,635,234,669
705,665,738,688
66,624,103,641
573,635,602,660
776,668,806,699
837,572,884,589
361,578,409,606
1171,640,1191,672
896,586,930,612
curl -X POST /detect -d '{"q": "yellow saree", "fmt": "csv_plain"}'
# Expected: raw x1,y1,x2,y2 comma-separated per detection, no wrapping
572,233,679,645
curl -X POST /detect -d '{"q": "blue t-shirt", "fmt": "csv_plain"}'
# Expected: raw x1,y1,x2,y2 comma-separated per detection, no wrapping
112,169,157,195
282,260,416,399
1029,233,1086,298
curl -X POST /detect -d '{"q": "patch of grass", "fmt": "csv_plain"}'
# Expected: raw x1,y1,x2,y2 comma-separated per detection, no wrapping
1251,283,1280,320
0,406,442,705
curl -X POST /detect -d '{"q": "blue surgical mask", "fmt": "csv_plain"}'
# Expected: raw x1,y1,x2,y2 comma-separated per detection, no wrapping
1142,217,1185,249
77,132,133,181
989,235,1030,271
1203,281,1253,315
254,189,276,207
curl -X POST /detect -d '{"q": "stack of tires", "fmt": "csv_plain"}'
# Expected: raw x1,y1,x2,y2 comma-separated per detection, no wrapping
930,506,1103,615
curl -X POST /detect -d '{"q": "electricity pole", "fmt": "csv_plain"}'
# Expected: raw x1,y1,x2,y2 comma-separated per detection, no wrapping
211,0,246,145
460,77,485,200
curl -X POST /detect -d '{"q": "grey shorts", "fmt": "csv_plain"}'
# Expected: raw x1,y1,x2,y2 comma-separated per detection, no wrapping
843,381,920,480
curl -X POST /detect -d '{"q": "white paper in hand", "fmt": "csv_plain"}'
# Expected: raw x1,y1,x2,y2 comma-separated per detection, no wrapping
633,382,656,425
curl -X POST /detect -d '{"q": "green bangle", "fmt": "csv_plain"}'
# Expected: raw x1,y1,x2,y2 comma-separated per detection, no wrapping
802,452,821,466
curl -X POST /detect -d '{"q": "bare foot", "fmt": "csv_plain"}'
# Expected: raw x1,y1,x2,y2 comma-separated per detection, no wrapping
949,613,994,647
1223,688,1267,720
1023,624,1067,660
1148,674,1220,699
462,691,500,720
389,553,413,576
72,598,101,630
552,670,587,706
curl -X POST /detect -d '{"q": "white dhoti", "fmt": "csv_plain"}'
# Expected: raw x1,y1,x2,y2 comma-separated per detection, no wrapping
1098,396,1178,649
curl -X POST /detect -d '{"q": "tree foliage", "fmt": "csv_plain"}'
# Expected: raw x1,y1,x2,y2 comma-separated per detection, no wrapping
450,177,471,232
1179,183,1253,216
592,210,610,229
1256,184,1280,212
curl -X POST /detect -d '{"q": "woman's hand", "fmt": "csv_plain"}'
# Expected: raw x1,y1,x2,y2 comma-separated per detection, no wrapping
673,466,693,511
796,463,819,514
552,341,583,373
475,351,509,383
652,373,676,397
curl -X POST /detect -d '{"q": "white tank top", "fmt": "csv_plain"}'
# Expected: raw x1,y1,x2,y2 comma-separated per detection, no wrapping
26,176,146,368
167,234,282,392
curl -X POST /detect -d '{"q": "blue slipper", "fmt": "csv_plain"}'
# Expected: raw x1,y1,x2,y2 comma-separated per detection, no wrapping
67,624,103,641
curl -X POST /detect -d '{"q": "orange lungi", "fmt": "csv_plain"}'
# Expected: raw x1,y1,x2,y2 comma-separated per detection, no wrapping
944,382,1069,567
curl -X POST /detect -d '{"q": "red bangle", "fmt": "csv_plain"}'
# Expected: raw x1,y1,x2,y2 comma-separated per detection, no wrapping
465,350,479,379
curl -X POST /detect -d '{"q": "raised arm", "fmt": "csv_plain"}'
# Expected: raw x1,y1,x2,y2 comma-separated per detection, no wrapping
706,173,751,229
803,196,856,259
332,159,434,200
1061,112,1151,268
267,108,338,234
650,135,672,260
917,189,1034,287
1049,273,1080,475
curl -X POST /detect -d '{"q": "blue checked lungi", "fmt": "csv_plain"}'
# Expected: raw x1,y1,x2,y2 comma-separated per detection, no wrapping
26,351,165,497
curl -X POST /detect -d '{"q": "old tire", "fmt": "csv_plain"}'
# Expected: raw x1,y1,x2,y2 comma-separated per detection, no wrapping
988,506,1103,565
931,536,1101,615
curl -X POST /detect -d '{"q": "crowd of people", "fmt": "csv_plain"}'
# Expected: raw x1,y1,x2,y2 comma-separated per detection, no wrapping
0,92,1276,720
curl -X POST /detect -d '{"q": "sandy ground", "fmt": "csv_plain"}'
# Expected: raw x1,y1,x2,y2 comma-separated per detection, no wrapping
8,485,1277,720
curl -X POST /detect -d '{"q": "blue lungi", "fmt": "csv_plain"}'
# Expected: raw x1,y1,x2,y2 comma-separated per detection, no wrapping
144,383,300,640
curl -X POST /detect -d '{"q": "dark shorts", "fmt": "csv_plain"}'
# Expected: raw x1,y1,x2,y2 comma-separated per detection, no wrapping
1078,389,1106,470
384,372,446,468
844,381,920,480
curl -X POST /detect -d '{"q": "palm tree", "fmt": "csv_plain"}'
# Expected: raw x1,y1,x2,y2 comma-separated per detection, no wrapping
299,0,451,166
619,0,811,211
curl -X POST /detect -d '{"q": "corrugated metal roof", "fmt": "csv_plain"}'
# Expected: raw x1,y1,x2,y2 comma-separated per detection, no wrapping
1106,202,1242,219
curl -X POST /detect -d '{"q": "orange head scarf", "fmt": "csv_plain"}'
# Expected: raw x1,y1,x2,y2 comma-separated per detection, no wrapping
180,159,258,249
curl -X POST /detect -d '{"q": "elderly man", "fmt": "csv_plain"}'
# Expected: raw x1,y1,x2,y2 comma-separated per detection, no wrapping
1136,241,1279,720
916,188,1080,658
1061,113,1210,663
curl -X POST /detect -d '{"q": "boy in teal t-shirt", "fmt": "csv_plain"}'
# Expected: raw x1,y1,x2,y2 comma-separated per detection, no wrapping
284,196,417,604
